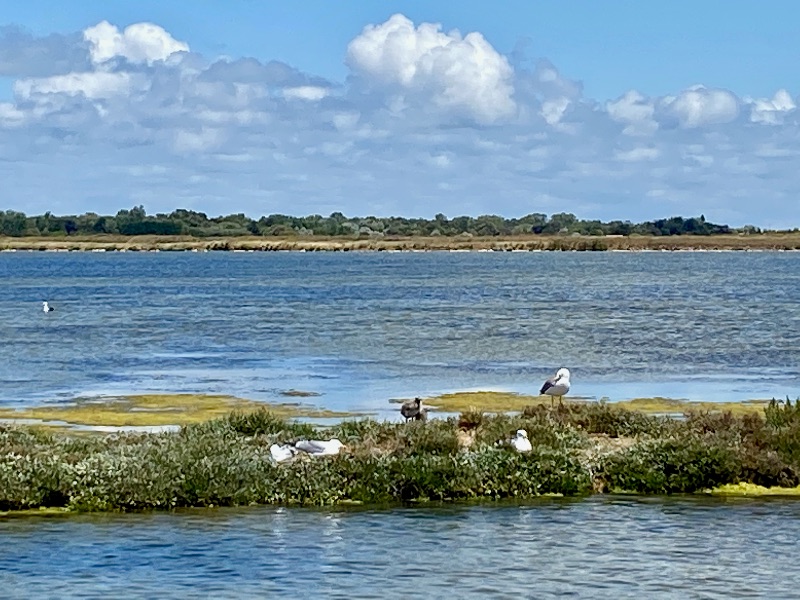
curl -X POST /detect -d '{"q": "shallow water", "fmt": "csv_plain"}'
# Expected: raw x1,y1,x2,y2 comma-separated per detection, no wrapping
1,251,799,415
2,496,799,598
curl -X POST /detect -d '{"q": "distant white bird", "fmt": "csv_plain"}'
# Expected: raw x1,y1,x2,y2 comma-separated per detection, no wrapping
294,438,345,456
42,301,55,313
540,368,571,405
400,397,427,422
511,429,532,453
269,443,297,463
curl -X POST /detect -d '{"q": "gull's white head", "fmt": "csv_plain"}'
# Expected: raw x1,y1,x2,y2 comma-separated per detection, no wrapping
555,368,570,382
516,429,528,439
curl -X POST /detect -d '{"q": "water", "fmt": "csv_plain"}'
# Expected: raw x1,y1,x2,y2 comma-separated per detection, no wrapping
2,496,799,598
1,251,799,414
3,251,800,597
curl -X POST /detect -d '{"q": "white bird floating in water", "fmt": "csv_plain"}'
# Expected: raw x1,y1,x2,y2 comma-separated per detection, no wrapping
540,368,571,405
294,438,345,456
269,443,297,463
42,301,55,313
511,429,532,453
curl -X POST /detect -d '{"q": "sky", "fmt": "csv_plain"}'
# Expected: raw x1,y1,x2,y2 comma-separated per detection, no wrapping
1,1,799,227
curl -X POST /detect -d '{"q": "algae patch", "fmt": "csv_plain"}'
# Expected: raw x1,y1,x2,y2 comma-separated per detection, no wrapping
412,391,771,416
0,393,360,429
710,483,800,496
616,397,769,416
416,391,550,413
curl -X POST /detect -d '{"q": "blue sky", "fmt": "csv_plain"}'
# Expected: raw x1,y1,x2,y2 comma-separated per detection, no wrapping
1,1,799,226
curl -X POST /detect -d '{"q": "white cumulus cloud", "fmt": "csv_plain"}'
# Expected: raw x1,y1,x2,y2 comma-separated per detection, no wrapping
83,20,189,65
746,89,796,124
661,85,739,128
346,13,515,124
607,90,658,135
14,71,141,99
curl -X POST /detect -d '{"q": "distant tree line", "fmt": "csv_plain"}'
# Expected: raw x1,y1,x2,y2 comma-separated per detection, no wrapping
0,206,781,238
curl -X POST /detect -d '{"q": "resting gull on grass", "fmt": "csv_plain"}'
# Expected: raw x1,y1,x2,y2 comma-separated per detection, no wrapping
540,368,571,406
294,438,345,456
511,429,532,453
269,443,297,463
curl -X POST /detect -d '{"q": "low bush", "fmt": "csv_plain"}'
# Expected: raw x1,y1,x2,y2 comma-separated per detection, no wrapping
600,434,741,494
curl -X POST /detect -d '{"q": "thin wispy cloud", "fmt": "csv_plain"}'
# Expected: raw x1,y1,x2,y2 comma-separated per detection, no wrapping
0,13,797,227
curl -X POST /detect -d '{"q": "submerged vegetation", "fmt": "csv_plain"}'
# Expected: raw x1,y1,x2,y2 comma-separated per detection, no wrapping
3,398,800,514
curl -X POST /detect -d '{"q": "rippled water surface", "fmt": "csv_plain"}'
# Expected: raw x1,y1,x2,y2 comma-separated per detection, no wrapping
1,251,799,412
3,497,800,598
3,251,800,598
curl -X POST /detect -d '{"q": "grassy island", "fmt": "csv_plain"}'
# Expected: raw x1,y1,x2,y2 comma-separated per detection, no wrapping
3,395,800,515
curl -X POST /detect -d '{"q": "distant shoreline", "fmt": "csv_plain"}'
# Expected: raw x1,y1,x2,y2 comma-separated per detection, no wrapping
1,233,800,253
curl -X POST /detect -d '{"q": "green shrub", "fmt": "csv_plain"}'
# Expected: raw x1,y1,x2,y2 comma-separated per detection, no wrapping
522,403,667,437
601,434,741,494
220,408,317,439
765,398,800,429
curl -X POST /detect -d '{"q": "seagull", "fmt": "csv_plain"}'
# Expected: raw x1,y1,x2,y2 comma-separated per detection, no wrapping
294,438,345,456
400,397,427,422
269,443,297,463
42,301,55,313
511,429,532,453
540,368,571,405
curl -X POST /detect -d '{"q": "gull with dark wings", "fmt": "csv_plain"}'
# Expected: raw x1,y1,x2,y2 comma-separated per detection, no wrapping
540,368,571,406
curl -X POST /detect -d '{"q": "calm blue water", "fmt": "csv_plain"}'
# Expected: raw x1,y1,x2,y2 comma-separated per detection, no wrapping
1,251,799,415
3,496,800,598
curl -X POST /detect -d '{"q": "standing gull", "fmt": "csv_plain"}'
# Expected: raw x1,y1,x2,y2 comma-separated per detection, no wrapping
540,368,571,406
42,301,55,313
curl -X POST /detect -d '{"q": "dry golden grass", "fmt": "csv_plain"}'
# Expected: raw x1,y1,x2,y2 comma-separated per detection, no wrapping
2,232,800,252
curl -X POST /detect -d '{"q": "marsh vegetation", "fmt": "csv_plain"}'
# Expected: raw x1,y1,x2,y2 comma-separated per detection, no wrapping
3,399,800,514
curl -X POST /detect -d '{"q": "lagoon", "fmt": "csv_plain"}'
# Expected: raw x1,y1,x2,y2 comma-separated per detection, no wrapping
1,251,798,415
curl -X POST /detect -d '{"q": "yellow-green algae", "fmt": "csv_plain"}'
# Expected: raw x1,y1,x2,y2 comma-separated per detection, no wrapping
415,391,770,416
710,483,800,496
0,507,73,519
618,397,769,416
0,393,361,429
